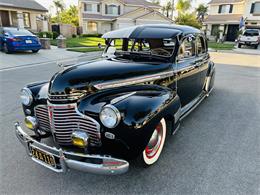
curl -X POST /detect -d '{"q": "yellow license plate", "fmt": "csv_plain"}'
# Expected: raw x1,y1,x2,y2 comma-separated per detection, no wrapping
31,146,56,168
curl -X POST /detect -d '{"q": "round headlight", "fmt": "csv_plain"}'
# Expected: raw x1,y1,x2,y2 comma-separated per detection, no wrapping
100,105,121,128
20,88,33,106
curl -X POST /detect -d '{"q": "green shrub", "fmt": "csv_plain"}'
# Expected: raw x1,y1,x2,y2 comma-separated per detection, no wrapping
53,31,59,39
38,31,53,39
72,34,77,38
80,33,102,38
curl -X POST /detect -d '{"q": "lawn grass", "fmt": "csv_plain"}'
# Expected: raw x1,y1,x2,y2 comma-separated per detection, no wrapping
50,37,105,47
67,47,103,53
208,42,235,50
50,37,124,48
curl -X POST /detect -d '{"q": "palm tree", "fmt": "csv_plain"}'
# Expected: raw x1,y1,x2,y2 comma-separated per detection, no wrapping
162,1,174,18
196,4,208,22
53,0,65,15
53,0,65,23
176,0,191,15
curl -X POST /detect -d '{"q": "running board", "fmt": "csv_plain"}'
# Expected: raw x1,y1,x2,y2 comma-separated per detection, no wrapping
180,92,207,121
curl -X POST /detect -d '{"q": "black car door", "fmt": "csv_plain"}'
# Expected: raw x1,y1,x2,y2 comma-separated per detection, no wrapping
176,36,203,106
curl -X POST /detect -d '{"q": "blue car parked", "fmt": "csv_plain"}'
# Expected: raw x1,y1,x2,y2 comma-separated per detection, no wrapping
0,27,41,54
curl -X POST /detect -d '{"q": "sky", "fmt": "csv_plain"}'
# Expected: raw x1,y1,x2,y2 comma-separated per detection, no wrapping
36,0,211,15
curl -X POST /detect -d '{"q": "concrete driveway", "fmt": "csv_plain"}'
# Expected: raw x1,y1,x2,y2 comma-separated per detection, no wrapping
0,46,101,70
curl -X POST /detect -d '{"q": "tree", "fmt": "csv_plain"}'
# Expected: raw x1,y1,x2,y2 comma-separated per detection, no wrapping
52,5,79,26
196,4,208,22
175,13,202,29
53,0,65,22
162,1,174,18
176,0,191,14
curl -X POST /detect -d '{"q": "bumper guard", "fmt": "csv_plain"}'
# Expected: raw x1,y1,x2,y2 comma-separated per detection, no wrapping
15,122,129,175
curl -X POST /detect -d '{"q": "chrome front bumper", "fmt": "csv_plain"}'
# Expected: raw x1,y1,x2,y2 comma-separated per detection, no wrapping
15,122,129,175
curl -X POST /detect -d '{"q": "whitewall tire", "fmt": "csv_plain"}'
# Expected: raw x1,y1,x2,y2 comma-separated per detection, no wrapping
142,118,167,165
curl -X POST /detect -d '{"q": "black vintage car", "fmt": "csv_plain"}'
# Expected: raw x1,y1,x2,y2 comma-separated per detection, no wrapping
15,25,215,175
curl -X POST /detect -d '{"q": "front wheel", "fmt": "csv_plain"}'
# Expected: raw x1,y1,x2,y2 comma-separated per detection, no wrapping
238,43,242,48
141,118,167,166
32,49,39,53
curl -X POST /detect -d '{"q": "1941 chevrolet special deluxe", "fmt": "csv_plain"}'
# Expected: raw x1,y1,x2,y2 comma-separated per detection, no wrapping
15,25,215,175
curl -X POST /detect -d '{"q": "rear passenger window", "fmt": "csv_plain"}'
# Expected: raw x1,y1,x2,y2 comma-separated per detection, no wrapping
178,38,195,61
197,36,206,55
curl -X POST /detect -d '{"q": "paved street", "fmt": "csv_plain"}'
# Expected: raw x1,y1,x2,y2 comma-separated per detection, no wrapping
0,52,260,195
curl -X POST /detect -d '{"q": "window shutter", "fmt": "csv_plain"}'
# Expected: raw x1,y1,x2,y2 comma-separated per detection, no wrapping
97,4,100,12
250,3,255,13
229,5,233,13
84,3,87,11
218,5,222,13
118,6,121,15
105,4,108,14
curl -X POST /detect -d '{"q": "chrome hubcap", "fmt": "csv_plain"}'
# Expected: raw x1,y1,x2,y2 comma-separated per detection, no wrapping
145,123,163,159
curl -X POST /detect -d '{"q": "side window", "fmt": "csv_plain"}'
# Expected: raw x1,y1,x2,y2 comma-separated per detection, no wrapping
178,38,195,61
197,36,206,55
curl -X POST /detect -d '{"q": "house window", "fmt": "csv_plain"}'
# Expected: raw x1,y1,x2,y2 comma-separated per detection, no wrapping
84,4,92,12
251,2,260,14
11,11,18,26
218,4,233,14
23,12,30,28
106,5,119,15
97,4,101,12
87,21,97,32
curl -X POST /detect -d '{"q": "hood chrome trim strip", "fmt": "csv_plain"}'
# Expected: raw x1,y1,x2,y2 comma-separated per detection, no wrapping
94,71,174,90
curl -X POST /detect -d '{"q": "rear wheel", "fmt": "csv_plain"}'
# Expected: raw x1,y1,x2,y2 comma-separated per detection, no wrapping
141,118,167,166
254,45,258,49
32,49,39,53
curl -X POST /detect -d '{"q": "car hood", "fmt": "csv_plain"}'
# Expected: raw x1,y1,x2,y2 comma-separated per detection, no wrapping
49,59,172,94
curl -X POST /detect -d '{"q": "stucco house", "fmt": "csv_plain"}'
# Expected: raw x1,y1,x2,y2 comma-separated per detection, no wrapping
204,0,260,42
0,0,48,32
78,0,173,34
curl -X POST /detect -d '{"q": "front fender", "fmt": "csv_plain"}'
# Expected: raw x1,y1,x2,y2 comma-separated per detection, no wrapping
78,85,180,159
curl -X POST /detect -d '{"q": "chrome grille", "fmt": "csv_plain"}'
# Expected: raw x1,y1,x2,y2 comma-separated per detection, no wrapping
35,105,51,132
34,104,101,146
49,104,101,146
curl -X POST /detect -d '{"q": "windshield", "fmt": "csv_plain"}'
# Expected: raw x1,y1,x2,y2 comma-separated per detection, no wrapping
104,38,177,62
243,30,259,36
5,28,34,36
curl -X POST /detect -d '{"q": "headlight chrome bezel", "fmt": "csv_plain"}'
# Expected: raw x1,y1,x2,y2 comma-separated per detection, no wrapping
20,87,33,106
99,104,121,129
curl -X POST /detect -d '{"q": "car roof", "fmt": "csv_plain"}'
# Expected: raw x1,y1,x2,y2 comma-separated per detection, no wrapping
102,24,202,39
